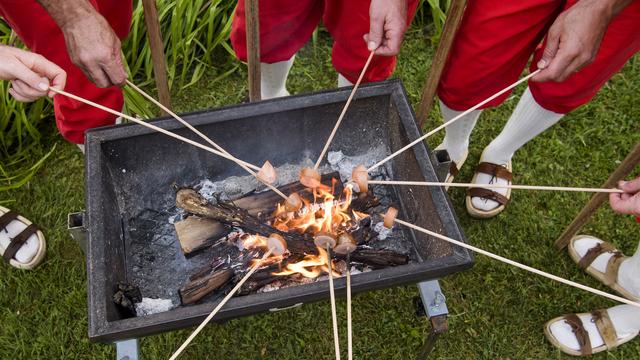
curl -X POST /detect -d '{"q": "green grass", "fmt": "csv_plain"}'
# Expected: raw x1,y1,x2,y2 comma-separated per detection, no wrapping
1,27,640,359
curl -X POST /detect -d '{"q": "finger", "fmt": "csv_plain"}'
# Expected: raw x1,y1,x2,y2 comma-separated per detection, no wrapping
12,79,47,101
533,43,578,82
8,87,34,103
18,51,66,90
49,70,67,97
610,194,640,216
536,25,561,71
6,59,50,92
86,65,111,88
375,28,404,56
619,177,640,194
101,48,127,87
367,11,385,51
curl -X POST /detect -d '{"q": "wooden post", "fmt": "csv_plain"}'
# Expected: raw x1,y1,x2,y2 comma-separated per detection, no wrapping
141,0,172,113
245,0,261,102
416,0,468,129
554,142,640,250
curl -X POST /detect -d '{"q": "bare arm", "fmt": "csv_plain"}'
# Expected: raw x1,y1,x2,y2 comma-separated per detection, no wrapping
533,0,634,82
37,0,127,87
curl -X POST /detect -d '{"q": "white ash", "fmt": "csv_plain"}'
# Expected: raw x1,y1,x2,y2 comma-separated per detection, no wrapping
327,145,390,182
135,297,174,317
373,221,393,240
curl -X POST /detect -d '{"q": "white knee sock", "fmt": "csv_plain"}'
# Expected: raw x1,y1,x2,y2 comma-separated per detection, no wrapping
261,55,295,99
618,242,640,298
471,87,564,211
439,100,482,164
337,74,353,88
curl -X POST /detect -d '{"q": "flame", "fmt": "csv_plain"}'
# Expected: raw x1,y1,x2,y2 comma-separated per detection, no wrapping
238,179,369,279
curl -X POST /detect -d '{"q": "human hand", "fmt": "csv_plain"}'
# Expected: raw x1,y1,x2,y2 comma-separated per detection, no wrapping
364,0,408,56
610,177,640,216
61,10,127,87
0,45,66,102
533,0,615,82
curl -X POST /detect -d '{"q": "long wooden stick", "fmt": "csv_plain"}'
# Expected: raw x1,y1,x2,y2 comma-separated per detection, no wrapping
245,0,261,102
346,255,353,360
169,248,273,360
125,80,260,171
314,51,375,170
392,217,640,309
367,70,541,173
368,180,624,193
49,87,287,200
140,0,172,113
326,245,341,360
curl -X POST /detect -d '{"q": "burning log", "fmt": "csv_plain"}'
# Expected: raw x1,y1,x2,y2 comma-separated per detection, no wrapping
347,249,409,269
179,268,234,305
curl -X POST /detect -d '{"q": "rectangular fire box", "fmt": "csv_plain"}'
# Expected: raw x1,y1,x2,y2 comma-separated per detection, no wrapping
84,79,474,342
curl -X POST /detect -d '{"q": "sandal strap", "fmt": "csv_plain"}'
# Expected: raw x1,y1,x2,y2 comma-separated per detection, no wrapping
3,224,39,263
577,241,617,270
592,309,619,350
475,162,513,182
0,211,19,231
604,252,626,286
564,314,592,356
449,161,460,178
468,187,510,206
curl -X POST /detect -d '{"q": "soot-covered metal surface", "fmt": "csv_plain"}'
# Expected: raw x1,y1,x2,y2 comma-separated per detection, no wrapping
84,80,473,342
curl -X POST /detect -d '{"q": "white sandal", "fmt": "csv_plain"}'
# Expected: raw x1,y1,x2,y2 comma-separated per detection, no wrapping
0,206,46,270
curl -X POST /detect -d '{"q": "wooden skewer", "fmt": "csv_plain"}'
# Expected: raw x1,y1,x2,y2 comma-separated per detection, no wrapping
169,248,274,360
367,70,541,173
368,180,624,193
326,245,341,360
391,216,640,309
314,51,375,170
125,80,260,171
346,254,353,360
49,87,288,200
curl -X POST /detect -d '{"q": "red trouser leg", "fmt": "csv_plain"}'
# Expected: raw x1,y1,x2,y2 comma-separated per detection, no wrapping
324,0,419,83
231,0,324,63
529,0,640,114
437,0,563,111
438,0,640,114
0,0,132,144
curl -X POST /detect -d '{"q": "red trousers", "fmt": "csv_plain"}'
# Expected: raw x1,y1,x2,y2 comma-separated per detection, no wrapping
438,0,640,114
231,0,419,84
0,0,132,144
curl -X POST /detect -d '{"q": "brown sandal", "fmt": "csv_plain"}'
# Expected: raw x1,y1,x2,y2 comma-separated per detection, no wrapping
0,206,46,270
465,161,513,218
545,309,638,356
568,235,639,301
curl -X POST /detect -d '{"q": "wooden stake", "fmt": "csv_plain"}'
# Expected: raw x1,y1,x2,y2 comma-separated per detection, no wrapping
169,248,273,360
554,142,640,250
346,255,353,360
326,245,341,360
367,70,540,173
368,180,624,193
416,0,469,128
141,0,172,113
391,216,640,309
125,80,260,172
246,0,261,102
49,87,287,200
314,51,375,170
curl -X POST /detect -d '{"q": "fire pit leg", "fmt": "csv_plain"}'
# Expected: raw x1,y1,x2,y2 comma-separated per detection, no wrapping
115,338,139,360
415,280,449,360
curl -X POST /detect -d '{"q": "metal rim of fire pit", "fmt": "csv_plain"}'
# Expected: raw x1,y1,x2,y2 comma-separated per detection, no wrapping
84,79,474,343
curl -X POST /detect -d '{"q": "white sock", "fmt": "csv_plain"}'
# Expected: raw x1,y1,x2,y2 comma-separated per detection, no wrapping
0,218,39,264
439,100,481,164
77,144,85,154
472,87,564,211
337,74,353,88
549,305,640,351
261,55,295,99
572,236,640,298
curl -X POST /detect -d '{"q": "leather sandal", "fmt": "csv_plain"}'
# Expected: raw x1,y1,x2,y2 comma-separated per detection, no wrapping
545,309,639,356
568,235,639,302
465,161,512,218
0,206,46,270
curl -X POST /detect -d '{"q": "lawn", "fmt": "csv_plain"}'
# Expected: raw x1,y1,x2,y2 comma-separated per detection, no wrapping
1,26,639,359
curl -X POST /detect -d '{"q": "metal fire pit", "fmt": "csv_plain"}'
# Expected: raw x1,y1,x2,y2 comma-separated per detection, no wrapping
83,79,473,343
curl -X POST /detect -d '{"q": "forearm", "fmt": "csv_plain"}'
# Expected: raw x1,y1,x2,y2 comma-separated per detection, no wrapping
36,0,97,30
590,0,634,19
